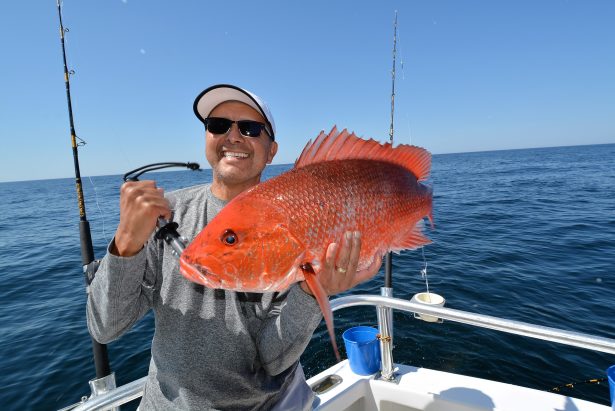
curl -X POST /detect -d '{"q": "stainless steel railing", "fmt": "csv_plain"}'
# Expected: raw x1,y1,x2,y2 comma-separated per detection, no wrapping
64,294,615,410
331,294,615,355
69,377,146,411
333,293,615,382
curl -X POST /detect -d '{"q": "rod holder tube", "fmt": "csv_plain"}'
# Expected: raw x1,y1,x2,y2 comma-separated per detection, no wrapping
377,287,394,342
88,373,118,411
71,377,147,411
377,305,395,380
377,287,395,381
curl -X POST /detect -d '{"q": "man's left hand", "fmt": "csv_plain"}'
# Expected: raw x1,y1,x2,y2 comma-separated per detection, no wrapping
300,231,383,296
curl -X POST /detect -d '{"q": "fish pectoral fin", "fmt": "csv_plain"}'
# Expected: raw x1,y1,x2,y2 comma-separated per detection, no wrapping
391,220,432,252
301,263,341,362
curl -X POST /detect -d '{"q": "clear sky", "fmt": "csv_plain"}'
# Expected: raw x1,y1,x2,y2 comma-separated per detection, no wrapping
1,0,613,182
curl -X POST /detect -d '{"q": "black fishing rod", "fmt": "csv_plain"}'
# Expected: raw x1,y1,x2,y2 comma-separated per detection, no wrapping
56,0,111,380
385,11,398,289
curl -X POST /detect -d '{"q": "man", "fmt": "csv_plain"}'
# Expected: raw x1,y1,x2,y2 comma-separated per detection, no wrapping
87,84,382,410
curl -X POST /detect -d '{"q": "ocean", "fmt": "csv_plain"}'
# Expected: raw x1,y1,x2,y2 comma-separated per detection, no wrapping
1,144,614,410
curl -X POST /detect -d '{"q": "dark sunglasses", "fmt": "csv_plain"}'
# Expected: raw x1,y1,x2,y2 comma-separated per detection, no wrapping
204,117,271,138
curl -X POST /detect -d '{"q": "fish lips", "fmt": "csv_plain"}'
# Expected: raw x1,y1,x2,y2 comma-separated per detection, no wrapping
179,256,222,288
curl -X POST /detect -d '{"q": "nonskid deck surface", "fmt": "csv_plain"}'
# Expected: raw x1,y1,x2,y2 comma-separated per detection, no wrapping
307,360,610,411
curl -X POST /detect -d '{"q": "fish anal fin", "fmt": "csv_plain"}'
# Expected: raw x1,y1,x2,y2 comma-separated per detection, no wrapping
301,263,341,362
295,126,431,181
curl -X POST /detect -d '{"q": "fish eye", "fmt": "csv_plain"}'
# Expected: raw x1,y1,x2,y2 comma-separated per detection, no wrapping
221,229,238,246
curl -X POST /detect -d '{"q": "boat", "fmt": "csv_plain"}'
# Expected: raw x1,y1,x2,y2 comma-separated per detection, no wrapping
62,290,615,410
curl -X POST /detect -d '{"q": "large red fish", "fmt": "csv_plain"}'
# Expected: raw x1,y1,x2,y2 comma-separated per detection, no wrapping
180,127,433,361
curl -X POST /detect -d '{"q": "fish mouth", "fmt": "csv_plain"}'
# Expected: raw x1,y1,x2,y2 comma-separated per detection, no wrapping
179,257,222,288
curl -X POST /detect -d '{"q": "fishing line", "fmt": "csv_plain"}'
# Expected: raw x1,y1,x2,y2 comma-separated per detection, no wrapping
394,22,413,145
420,246,431,302
88,176,111,245
396,25,406,82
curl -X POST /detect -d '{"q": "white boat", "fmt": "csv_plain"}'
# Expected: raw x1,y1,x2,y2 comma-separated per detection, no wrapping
64,292,615,411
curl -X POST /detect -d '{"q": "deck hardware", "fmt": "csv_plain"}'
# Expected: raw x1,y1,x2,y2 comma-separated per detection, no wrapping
310,374,343,395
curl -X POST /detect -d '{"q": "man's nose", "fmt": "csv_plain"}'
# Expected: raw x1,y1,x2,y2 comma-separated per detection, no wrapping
225,123,244,143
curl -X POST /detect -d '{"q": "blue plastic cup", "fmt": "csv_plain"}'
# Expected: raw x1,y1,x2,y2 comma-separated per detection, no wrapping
608,365,615,410
342,326,381,375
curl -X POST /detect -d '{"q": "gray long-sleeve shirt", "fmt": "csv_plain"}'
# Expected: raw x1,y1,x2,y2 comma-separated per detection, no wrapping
87,183,323,410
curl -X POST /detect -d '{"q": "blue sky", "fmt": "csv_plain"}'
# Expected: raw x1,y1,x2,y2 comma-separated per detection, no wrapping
0,0,613,182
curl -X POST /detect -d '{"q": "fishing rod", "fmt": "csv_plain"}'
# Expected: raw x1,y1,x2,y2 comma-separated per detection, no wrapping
56,0,111,381
56,4,200,401
376,11,398,382
384,10,398,289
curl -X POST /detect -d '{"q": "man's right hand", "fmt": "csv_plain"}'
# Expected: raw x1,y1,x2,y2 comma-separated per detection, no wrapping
111,180,172,257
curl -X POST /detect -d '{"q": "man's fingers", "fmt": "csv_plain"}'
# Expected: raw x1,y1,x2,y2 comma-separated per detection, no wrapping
324,243,338,269
335,231,352,272
156,204,173,221
115,179,171,256
345,231,362,275
313,230,387,296
124,183,169,216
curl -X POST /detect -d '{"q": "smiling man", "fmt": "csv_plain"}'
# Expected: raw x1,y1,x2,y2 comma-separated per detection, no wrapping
87,84,381,410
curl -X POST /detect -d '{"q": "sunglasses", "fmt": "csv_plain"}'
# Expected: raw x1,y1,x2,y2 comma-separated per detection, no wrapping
204,117,271,138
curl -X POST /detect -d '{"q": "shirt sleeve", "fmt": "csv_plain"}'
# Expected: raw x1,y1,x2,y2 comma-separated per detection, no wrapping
86,238,160,344
256,284,323,376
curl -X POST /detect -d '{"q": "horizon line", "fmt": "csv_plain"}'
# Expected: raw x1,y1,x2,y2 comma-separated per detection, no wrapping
1,141,613,184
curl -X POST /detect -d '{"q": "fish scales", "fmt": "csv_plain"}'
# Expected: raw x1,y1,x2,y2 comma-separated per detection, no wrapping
252,159,430,270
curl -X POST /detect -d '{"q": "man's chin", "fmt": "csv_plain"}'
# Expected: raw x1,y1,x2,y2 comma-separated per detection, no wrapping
214,167,260,185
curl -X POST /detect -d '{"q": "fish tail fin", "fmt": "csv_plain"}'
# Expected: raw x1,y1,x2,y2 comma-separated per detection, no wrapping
302,265,341,362
295,126,431,181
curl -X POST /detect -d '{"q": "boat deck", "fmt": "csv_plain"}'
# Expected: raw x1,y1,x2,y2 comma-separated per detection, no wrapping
308,360,610,411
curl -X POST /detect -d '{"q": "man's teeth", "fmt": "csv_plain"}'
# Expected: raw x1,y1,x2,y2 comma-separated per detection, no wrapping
223,151,249,158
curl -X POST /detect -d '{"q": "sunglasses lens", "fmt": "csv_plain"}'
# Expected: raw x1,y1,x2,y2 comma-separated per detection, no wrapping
238,121,264,137
206,118,232,134
205,117,266,138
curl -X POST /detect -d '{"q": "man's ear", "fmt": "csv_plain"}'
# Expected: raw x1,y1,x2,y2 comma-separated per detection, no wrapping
267,141,278,164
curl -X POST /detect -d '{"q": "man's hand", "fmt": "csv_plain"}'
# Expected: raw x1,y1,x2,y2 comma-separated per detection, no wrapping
300,231,383,296
111,180,171,257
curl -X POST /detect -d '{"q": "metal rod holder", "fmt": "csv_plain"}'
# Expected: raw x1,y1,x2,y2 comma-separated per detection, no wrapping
376,287,395,381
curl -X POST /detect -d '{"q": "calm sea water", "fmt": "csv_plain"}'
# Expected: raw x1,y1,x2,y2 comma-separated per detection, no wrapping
1,144,614,410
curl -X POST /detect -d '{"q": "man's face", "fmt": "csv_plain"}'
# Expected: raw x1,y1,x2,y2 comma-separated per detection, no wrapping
205,101,278,188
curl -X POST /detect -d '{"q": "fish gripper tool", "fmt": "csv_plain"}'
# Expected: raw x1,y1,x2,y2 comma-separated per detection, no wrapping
155,217,186,259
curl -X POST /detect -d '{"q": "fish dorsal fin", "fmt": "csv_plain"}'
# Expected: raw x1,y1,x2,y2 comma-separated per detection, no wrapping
294,126,431,181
